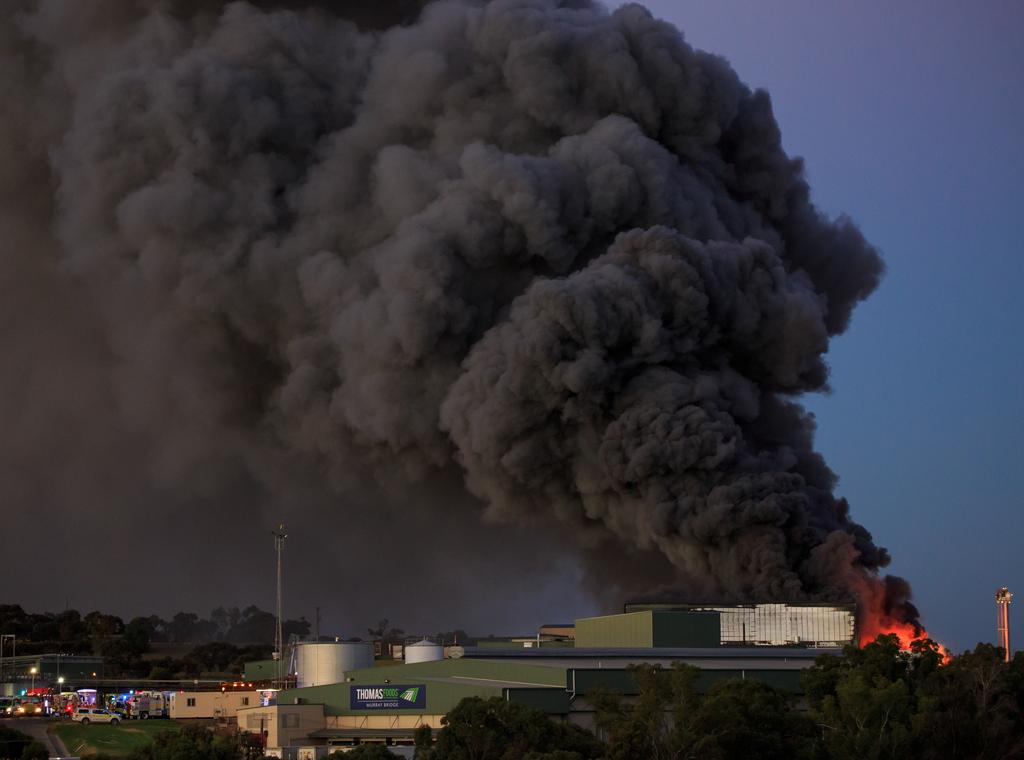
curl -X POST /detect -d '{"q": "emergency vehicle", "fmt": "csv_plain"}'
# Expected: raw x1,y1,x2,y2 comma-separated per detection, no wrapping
128,690,168,719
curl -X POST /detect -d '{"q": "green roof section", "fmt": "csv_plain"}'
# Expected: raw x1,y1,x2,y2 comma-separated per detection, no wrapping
278,658,568,716
350,658,568,686
575,611,720,648
274,653,810,719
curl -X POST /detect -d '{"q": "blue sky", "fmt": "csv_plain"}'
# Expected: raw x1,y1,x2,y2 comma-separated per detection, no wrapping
609,0,1024,652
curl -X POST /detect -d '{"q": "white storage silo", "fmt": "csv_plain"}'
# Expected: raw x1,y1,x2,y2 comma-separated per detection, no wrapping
404,639,444,664
295,641,374,688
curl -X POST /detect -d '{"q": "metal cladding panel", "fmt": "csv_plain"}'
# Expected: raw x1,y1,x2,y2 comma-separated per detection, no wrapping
692,671,802,696
742,669,803,692
570,669,637,695
571,667,805,696
693,669,801,693
504,687,570,714
651,612,721,648
575,612,654,648
695,669,742,692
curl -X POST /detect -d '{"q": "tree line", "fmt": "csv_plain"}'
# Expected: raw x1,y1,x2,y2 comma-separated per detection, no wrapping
0,605,473,681
0,604,310,679
0,604,311,648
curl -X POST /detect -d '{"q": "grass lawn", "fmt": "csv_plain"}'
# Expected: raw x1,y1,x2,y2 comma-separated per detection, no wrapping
54,719,182,757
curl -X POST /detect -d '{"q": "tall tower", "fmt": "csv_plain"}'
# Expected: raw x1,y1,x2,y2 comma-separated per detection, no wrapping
996,587,1012,663
273,524,288,681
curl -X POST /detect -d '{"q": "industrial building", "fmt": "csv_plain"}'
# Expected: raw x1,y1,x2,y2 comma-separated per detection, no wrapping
0,654,104,696
241,651,828,754
242,606,843,755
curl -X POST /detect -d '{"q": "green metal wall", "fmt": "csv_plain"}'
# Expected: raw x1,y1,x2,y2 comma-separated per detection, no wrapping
570,667,803,696
243,659,279,681
504,687,570,713
575,611,720,648
651,611,720,647
576,612,655,647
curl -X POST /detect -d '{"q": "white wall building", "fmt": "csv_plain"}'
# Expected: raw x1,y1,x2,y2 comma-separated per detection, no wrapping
168,690,262,720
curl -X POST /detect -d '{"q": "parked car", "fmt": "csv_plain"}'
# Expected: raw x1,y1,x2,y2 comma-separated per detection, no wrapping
72,707,120,725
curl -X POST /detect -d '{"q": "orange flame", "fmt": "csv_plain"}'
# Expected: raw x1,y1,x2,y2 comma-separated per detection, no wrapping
859,617,951,663
850,573,951,663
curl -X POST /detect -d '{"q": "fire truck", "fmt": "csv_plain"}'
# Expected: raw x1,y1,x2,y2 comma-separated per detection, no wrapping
127,691,168,719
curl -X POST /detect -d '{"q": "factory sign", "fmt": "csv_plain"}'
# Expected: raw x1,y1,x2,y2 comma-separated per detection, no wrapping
350,685,427,710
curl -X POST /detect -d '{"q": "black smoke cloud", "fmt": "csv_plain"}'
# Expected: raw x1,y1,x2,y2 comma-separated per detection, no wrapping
0,0,910,632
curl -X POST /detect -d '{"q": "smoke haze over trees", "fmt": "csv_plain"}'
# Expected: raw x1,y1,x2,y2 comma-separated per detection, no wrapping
0,603,308,647
0,0,910,631
0,603,307,677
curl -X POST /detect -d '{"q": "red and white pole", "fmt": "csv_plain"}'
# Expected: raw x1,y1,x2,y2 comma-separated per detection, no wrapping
996,587,1013,663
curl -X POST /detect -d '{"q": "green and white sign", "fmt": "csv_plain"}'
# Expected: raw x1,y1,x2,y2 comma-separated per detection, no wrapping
350,684,427,710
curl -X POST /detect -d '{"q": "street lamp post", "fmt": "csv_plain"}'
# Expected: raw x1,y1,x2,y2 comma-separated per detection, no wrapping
29,666,36,692
57,676,65,715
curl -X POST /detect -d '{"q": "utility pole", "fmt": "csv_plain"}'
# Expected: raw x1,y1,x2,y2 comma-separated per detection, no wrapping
315,607,320,643
273,524,288,683
0,635,14,694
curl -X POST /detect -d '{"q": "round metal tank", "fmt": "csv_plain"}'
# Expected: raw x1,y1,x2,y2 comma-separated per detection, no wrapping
404,639,444,664
295,642,374,688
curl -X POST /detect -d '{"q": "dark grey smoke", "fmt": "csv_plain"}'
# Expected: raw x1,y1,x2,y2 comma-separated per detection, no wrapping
0,0,912,632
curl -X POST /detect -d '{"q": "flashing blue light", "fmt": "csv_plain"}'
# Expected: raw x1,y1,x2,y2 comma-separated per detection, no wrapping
19,690,26,696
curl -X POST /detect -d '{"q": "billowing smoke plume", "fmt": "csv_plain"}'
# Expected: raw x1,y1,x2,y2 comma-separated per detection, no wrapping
0,0,915,630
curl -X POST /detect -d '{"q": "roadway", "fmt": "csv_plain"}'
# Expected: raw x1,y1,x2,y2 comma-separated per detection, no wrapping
0,717,72,759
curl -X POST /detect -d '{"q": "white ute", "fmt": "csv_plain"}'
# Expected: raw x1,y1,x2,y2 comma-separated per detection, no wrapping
72,707,120,725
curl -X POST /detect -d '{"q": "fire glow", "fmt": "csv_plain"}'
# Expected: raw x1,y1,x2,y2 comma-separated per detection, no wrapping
859,617,951,663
